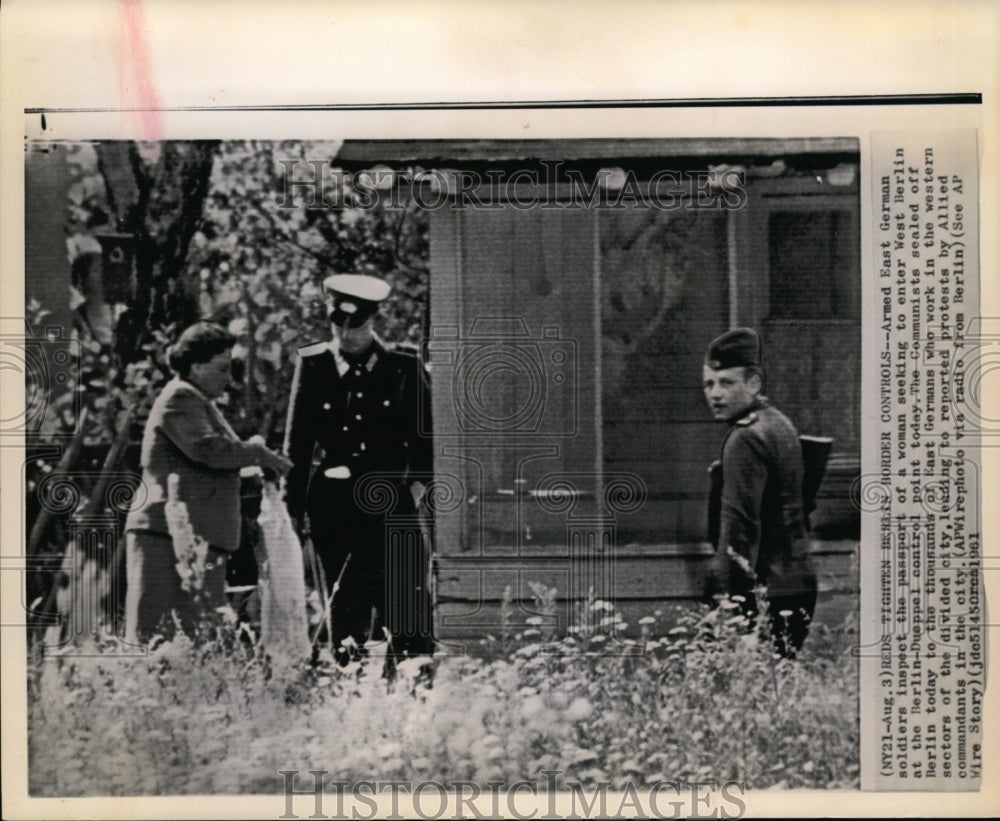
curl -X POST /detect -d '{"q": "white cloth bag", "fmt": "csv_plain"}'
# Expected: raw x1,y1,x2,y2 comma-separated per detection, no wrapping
254,480,311,664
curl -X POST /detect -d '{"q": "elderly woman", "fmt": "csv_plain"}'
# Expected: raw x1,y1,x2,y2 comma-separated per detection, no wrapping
124,321,292,643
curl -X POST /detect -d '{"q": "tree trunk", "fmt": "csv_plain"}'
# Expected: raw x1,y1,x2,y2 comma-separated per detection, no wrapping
95,141,220,363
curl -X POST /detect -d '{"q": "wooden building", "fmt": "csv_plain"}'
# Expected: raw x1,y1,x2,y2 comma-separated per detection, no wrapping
336,138,862,639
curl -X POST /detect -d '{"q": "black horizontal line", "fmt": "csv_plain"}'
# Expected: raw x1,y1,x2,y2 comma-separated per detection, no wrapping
24,93,981,115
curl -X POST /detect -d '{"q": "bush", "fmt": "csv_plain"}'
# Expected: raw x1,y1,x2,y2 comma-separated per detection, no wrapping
28,593,858,796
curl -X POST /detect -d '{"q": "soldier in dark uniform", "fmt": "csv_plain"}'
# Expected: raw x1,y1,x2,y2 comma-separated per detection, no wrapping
702,328,818,657
283,274,434,665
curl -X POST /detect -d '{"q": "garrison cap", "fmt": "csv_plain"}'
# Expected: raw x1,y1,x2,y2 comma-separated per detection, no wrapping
324,274,391,327
704,327,762,370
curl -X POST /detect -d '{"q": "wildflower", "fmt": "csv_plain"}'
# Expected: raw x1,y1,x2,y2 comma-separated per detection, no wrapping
378,742,401,759
578,767,608,783
149,634,193,666
216,605,238,627
522,695,545,717
562,744,598,763
566,697,592,720
164,474,209,594
515,643,542,658
638,616,656,626
395,657,426,682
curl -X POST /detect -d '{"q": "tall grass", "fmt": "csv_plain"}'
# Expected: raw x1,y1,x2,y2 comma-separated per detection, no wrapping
28,595,858,796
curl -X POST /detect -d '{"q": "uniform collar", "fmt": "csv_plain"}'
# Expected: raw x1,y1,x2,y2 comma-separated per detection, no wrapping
331,334,385,377
727,395,769,426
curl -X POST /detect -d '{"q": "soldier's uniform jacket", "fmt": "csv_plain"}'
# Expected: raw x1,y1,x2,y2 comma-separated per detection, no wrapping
283,337,432,521
718,397,817,596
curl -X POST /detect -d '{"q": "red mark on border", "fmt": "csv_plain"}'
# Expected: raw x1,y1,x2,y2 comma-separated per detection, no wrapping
118,0,163,139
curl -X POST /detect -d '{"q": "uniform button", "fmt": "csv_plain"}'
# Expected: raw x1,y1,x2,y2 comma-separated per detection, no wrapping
352,453,359,458
323,402,331,410
360,443,366,451
355,369,362,377
355,414,362,420
342,426,349,432
356,391,363,398
383,400,391,406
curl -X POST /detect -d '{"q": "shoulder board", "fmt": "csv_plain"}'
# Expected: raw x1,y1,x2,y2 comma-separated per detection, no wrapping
735,412,758,427
385,347,422,368
297,341,330,358
388,342,419,357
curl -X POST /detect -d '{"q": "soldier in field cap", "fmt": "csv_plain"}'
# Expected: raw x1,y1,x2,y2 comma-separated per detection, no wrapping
283,273,434,667
702,327,818,657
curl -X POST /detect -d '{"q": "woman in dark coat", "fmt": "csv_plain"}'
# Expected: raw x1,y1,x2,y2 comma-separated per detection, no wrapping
124,322,292,643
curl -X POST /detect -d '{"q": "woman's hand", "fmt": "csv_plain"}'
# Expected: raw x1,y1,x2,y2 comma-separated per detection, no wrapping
261,449,294,477
248,436,294,477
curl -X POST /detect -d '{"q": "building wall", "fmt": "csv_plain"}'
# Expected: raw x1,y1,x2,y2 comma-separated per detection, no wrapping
599,208,729,544
423,151,861,633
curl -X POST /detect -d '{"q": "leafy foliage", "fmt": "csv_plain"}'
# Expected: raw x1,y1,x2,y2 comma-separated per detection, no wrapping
60,140,428,450
28,597,858,795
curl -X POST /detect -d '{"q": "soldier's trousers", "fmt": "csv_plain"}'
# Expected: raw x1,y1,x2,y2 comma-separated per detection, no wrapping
728,580,817,659
307,475,434,662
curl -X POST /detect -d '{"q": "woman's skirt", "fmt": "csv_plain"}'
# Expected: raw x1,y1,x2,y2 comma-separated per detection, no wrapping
124,529,228,644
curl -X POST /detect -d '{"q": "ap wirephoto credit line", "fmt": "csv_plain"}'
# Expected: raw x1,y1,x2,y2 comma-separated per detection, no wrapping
862,130,983,789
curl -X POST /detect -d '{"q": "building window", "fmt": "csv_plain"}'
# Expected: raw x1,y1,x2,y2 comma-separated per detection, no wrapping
767,209,859,319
